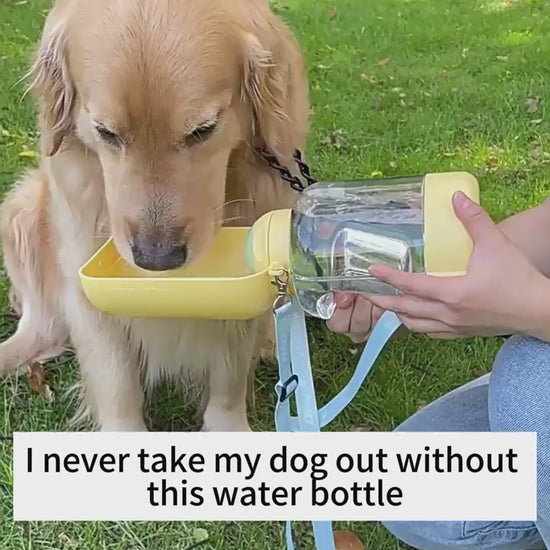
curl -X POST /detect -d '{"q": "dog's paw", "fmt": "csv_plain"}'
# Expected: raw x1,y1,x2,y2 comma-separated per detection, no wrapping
201,425,253,433
100,419,148,432
201,414,252,433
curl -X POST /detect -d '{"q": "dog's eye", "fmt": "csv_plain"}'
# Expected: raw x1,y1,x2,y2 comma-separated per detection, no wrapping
185,119,218,147
94,124,123,148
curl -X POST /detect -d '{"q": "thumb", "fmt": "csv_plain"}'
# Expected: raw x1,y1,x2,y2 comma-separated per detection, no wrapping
452,191,497,242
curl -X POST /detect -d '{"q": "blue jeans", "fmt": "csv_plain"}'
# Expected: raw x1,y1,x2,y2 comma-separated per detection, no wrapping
383,335,550,549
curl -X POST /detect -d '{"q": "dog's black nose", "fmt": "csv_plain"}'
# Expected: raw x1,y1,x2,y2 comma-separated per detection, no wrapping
131,235,188,271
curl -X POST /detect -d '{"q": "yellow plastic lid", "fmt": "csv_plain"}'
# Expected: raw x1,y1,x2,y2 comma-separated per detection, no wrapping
423,172,480,276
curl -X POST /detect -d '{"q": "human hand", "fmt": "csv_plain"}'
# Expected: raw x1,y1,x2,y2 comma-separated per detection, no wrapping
365,191,550,340
326,293,385,343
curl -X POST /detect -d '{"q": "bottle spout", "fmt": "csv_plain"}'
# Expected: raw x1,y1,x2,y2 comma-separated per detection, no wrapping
246,209,292,274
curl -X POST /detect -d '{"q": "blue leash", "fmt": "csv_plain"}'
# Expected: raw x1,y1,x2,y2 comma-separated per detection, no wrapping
273,295,402,550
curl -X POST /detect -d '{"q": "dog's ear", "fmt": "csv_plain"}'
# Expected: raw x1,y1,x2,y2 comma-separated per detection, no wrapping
241,5,309,162
26,5,75,156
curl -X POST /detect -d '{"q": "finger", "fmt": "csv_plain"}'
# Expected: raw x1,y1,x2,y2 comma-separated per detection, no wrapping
327,308,352,334
348,303,384,344
349,332,370,344
427,332,463,340
397,314,454,334
334,293,355,309
372,305,385,325
367,293,447,319
452,191,499,244
367,265,449,300
327,293,356,333
349,295,376,335
327,300,354,334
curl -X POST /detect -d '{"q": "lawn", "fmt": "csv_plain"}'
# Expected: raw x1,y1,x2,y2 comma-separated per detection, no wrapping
0,0,549,548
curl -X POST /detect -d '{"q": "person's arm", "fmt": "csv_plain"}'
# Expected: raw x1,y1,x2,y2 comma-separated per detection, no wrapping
365,192,550,341
328,194,550,343
497,196,550,276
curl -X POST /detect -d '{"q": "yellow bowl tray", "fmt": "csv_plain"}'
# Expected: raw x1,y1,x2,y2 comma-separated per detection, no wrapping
79,228,276,320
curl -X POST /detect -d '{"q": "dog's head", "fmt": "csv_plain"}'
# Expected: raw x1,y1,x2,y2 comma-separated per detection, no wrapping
29,0,307,271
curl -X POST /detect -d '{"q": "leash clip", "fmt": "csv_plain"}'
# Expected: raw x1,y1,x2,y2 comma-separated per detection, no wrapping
278,374,299,403
271,266,290,312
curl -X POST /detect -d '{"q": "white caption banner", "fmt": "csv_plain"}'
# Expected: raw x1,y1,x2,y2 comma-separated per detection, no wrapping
13,431,536,522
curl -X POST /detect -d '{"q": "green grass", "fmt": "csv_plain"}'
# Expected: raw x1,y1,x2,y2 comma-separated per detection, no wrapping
0,0,549,548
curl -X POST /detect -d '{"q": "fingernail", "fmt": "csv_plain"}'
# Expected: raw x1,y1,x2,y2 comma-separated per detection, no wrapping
335,293,353,308
367,265,379,276
453,190,471,209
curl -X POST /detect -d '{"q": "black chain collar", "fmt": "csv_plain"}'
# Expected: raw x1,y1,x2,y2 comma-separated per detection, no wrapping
257,148,317,192
257,147,325,279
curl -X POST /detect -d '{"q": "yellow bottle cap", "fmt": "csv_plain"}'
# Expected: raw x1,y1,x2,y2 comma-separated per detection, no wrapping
423,172,480,276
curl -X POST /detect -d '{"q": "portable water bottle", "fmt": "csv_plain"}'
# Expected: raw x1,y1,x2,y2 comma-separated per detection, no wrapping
246,172,478,320
80,172,479,320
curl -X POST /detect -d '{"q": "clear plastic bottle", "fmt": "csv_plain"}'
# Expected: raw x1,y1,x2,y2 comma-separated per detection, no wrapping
244,172,476,322
289,175,427,320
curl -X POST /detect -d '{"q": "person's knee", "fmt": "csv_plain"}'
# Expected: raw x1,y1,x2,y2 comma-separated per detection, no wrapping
383,521,452,549
489,335,550,433
382,520,476,550
383,520,543,550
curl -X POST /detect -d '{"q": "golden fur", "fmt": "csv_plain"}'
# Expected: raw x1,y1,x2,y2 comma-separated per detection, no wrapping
0,0,308,431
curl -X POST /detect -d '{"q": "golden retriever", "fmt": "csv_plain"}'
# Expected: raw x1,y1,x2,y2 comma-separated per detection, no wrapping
0,0,308,431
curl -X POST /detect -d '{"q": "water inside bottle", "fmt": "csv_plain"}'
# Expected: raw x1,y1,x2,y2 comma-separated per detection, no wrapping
290,176,426,319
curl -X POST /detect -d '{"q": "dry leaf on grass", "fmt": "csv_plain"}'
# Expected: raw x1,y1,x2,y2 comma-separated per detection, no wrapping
57,533,77,548
19,150,39,158
360,74,378,84
322,130,347,150
334,530,365,550
352,423,374,432
27,361,54,403
529,145,543,160
484,152,499,173
529,144,549,162
19,145,39,158
193,527,209,542
525,97,540,113
377,57,390,67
